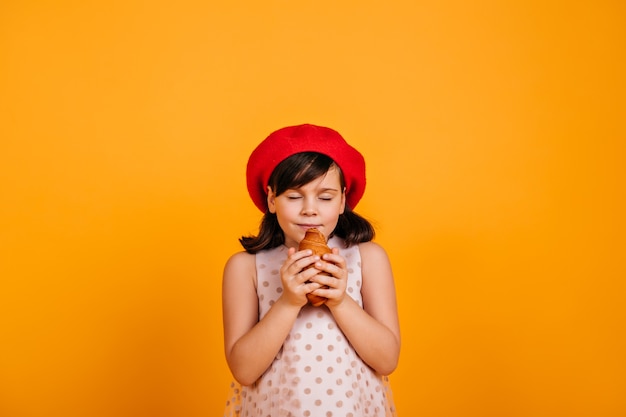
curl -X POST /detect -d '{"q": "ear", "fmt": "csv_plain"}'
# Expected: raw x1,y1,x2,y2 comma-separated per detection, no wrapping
339,187,346,214
267,186,277,214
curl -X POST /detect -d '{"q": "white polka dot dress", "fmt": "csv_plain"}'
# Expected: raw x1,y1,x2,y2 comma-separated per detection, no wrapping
224,237,397,417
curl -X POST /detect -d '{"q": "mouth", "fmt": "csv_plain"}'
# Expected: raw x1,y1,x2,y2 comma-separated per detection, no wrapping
298,224,322,230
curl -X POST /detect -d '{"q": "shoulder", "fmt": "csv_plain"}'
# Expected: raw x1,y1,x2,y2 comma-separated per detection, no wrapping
357,241,393,283
225,250,255,267
225,250,255,268
357,241,390,262
223,251,256,281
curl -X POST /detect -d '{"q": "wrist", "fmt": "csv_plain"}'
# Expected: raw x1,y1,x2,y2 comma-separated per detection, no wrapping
274,294,306,313
325,294,351,311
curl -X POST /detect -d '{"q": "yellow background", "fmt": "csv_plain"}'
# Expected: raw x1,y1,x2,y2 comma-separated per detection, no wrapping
1,1,624,416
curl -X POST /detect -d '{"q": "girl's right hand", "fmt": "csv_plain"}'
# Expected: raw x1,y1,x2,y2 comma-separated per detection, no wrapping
279,247,322,307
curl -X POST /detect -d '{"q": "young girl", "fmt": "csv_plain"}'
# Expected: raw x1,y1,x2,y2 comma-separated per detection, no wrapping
222,124,400,416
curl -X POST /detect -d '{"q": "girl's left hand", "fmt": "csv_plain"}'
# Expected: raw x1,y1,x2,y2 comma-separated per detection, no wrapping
307,247,348,307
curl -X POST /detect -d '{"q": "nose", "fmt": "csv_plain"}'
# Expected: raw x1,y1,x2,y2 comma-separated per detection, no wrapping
300,196,318,215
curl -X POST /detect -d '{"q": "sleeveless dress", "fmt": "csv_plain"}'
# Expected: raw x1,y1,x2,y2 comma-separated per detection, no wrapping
223,236,397,417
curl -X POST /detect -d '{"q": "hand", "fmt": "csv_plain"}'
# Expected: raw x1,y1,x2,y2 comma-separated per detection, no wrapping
306,248,348,308
279,247,323,307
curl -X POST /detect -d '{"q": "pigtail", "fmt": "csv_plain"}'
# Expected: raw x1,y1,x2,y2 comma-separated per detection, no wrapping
333,207,375,246
239,213,284,254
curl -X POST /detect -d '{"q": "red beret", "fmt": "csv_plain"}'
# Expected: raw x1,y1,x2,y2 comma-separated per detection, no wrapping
246,124,366,212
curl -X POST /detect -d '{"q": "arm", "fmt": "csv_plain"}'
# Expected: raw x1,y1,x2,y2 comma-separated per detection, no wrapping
222,249,322,386
311,241,400,375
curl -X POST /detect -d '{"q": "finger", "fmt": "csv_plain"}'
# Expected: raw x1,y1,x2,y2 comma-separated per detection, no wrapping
304,281,322,292
308,273,336,288
282,250,315,276
296,266,325,285
309,285,335,299
314,259,346,280
321,251,346,268
288,248,313,262
291,254,320,273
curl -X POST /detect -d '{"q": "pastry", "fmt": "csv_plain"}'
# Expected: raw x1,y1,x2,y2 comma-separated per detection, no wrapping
298,228,332,306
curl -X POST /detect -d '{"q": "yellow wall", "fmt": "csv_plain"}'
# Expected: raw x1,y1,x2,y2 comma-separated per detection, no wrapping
1,1,624,416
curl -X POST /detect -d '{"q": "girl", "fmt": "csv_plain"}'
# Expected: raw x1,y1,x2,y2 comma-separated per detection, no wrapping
222,124,400,416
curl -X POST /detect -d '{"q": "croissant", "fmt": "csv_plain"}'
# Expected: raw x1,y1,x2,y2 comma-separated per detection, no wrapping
298,228,332,307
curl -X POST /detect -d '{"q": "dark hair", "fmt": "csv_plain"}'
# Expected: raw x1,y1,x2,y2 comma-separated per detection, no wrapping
240,152,375,253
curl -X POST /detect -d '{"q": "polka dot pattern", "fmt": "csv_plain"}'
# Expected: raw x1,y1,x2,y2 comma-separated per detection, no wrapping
223,237,396,416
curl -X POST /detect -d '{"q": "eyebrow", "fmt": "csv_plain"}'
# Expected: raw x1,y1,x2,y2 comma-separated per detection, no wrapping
285,187,340,194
